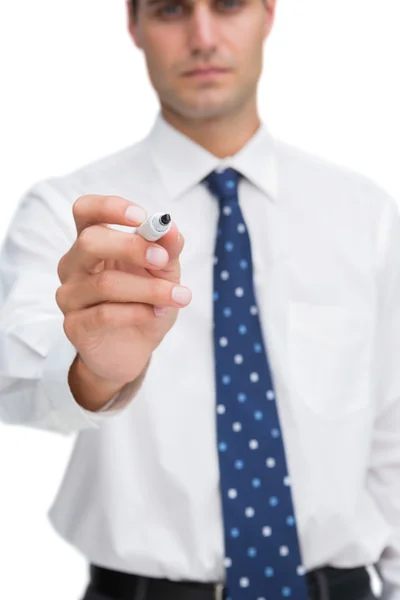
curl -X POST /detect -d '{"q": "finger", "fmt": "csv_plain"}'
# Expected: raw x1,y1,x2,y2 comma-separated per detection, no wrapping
146,222,185,284
72,194,148,236
59,224,172,280
64,302,157,343
56,270,192,313
152,221,185,263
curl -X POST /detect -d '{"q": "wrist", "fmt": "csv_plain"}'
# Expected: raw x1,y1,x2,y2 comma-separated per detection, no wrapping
68,354,125,412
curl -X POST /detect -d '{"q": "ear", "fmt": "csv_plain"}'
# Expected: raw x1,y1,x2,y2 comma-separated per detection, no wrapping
263,0,277,39
126,0,142,49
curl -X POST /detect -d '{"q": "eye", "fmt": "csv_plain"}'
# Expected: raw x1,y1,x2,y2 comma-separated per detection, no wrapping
156,0,243,18
218,0,243,9
158,2,183,17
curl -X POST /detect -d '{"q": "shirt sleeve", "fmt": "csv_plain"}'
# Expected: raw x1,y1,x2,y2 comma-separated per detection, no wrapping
0,180,135,436
367,194,400,600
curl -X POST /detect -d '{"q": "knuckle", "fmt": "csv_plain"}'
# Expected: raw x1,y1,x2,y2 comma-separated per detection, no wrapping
55,285,66,311
63,313,78,342
77,227,97,255
57,255,66,282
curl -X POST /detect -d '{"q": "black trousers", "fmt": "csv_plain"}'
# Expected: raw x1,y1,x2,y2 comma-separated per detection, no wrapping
82,589,376,600
81,563,379,600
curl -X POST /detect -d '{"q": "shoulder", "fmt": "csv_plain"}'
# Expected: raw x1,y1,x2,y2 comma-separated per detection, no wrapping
273,137,397,216
28,135,155,206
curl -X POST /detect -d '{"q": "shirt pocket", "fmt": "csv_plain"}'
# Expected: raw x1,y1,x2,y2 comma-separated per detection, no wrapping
287,302,372,420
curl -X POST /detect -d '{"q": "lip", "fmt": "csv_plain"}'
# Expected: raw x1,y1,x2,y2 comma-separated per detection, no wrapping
184,68,230,78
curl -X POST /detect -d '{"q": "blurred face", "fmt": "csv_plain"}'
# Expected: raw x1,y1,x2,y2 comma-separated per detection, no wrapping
129,0,275,121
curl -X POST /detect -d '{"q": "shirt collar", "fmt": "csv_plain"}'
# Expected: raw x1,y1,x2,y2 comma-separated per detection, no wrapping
147,111,278,202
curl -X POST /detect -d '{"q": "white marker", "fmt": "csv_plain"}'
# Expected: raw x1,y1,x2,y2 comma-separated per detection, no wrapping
134,212,172,242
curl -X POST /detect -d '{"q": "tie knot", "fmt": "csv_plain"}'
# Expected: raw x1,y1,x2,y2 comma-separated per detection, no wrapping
203,168,242,203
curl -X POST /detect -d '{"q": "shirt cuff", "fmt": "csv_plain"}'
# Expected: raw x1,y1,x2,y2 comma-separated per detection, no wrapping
38,326,134,431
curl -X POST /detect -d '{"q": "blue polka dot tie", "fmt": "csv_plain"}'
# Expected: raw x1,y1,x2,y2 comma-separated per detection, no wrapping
203,168,308,599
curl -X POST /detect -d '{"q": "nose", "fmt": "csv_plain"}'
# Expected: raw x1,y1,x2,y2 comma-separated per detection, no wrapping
187,5,219,57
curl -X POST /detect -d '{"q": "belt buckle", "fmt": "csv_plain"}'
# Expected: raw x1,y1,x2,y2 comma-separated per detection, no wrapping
214,583,224,600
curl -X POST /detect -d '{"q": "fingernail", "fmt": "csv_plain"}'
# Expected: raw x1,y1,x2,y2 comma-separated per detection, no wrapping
146,246,168,267
172,285,192,306
154,306,168,317
125,205,147,224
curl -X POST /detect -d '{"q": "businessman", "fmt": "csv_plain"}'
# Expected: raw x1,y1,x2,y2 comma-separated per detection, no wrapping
0,0,399,598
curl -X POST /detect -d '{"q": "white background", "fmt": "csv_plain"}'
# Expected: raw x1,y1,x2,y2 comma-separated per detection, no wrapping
0,1,399,598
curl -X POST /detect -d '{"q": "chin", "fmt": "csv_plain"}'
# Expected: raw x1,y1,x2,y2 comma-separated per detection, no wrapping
177,92,238,118
159,84,242,119
179,104,231,121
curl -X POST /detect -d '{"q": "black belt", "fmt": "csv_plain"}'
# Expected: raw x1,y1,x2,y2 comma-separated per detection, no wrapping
85,563,377,600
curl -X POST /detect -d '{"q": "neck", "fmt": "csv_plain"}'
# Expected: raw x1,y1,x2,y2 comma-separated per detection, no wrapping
160,98,261,159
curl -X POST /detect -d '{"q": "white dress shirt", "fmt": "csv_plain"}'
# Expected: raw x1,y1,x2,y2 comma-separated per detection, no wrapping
0,113,399,598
